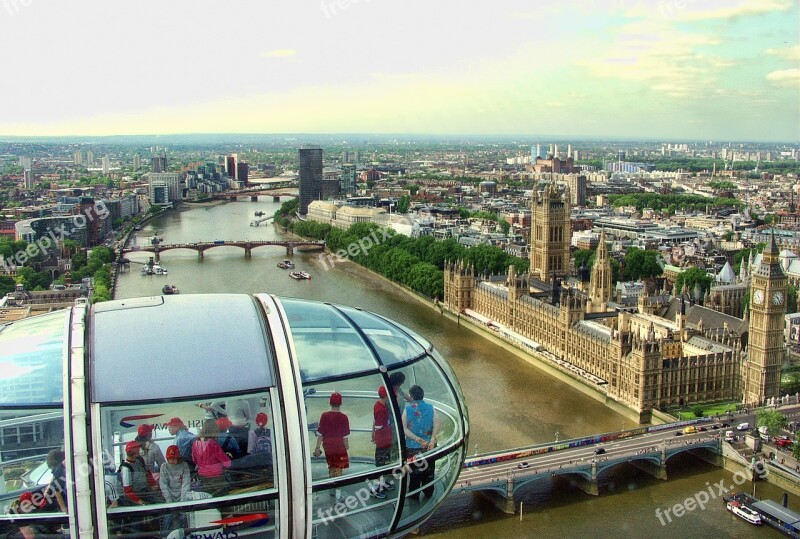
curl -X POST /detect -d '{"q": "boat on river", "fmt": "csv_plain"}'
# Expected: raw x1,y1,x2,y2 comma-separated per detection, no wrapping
726,499,762,525
277,259,295,269
153,264,168,275
289,271,311,280
162,284,179,295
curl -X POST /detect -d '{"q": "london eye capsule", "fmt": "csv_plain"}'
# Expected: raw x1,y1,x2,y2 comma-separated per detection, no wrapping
0,294,469,538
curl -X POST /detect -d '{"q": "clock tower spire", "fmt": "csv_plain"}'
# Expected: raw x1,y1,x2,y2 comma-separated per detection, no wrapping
743,230,787,406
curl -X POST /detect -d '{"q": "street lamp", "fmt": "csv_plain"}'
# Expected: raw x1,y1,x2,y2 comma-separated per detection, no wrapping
555,431,560,442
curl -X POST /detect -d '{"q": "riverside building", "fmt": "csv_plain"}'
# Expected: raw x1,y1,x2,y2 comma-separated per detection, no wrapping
444,181,786,421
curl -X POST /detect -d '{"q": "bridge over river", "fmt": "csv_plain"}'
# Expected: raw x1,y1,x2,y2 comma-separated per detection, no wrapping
454,414,768,514
122,239,325,260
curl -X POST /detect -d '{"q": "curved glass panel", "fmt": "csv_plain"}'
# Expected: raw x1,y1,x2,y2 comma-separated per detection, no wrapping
92,295,274,402
397,449,462,530
281,299,379,381
100,392,278,537
336,307,427,366
391,362,464,452
307,375,403,538
0,310,67,405
0,409,69,534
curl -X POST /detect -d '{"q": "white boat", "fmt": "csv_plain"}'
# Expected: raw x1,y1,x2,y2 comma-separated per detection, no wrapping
277,259,295,269
726,500,762,525
289,271,311,280
141,266,153,276
153,264,168,275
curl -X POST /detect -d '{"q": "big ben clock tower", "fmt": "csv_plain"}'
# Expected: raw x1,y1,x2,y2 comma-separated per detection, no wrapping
743,231,787,406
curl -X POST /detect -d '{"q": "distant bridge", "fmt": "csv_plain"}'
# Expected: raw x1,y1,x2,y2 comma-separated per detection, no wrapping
122,239,325,260
211,184,298,202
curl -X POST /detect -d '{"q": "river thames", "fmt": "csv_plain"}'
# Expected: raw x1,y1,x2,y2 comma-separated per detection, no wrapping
116,198,794,538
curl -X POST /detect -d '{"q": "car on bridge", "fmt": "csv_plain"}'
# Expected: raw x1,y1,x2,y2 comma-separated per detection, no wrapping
683,426,697,434
775,436,794,449
517,461,530,469
594,447,606,455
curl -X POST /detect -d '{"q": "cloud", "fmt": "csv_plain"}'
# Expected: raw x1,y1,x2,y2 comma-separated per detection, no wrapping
260,49,297,58
766,68,800,86
765,44,800,61
632,0,794,21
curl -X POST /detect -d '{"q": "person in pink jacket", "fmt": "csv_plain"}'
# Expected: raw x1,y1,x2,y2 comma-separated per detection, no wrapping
192,419,231,496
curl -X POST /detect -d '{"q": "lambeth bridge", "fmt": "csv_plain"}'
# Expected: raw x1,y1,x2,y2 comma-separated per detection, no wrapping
121,239,325,261
454,416,759,514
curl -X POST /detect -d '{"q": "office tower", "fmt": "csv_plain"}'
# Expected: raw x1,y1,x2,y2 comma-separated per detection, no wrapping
149,172,182,202
227,154,238,178
353,150,360,164
19,156,31,171
617,150,626,162
74,151,83,165
152,154,167,173
87,151,94,167
341,164,357,195
102,156,110,175
572,149,581,161
237,162,249,184
568,174,587,207
567,144,572,159
133,154,140,170
298,146,323,215
23,170,33,189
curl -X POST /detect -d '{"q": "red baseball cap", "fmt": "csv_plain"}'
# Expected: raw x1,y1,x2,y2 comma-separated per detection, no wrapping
378,386,388,398
137,424,153,437
330,392,343,406
165,445,180,460
125,441,141,454
166,418,185,428
255,412,269,427
216,417,232,431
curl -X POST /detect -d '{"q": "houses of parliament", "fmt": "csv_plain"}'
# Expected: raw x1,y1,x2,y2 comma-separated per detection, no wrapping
444,181,786,422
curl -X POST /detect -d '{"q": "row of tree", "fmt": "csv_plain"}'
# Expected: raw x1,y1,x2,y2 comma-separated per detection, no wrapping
290,218,529,300
609,193,743,212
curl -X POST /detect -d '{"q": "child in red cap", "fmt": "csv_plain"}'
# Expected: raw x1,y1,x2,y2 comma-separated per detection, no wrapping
313,392,350,502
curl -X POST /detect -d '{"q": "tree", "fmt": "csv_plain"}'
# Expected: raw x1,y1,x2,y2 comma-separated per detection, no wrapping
623,248,663,281
692,406,704,418
574,249,595,271
396,195,411,214
756,409,787,436
675,267,714,297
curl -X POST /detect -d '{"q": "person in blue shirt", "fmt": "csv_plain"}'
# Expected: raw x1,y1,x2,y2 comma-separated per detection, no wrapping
402,385,440,501
166,417,196,467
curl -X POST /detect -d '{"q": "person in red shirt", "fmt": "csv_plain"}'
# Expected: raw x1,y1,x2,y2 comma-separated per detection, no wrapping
313,392,350,502
371,386,394,498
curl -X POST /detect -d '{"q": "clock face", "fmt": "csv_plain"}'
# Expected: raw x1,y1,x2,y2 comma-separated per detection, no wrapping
773,291,785,305
753,290,765,305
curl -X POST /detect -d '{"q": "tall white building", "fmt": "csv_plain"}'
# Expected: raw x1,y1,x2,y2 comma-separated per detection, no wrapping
102,156,110,175
74,151,83,165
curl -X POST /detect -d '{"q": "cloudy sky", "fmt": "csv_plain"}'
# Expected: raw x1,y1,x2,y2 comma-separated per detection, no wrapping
0,0,797,141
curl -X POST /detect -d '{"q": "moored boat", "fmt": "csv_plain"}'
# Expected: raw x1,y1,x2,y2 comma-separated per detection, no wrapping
277,259,295,269
289,271,311,280
726,500,762,525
